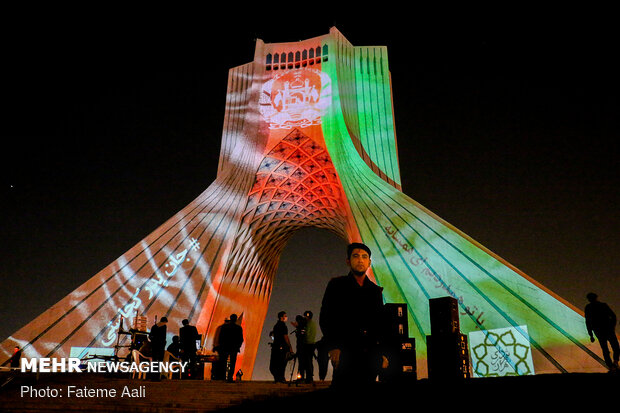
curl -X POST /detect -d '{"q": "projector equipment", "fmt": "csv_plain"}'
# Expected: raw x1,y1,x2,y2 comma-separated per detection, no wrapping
427,296,471,380
382,303,417,382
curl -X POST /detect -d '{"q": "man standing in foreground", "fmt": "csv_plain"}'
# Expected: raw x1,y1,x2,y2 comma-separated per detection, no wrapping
319,243,386,386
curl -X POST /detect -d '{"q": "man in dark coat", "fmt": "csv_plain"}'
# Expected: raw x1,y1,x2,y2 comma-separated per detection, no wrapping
269,311,292,383
179,319,200,377
149,316,168,362
585,292,619,371
217,313,244,382
319,243,386,386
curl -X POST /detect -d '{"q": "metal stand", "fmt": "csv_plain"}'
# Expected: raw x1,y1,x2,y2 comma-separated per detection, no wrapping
288,355,299,386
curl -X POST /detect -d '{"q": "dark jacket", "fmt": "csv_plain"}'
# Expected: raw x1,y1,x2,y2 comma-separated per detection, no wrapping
180,324,200,352
271,320,289,352
149,323,168,360
218,322,244,353
319,272,386,351
149,323,167,350
585,301,617,337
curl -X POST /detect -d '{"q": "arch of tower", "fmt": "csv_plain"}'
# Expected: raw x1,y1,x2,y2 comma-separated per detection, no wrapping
1,27,608,378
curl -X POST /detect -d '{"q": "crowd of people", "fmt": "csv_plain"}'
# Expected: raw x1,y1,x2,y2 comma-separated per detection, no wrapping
132,242,387,385
135,313,244,381
269,242,388,386
268,243,620,385
268,310,326,384
135,242,389,385
5,243,618,383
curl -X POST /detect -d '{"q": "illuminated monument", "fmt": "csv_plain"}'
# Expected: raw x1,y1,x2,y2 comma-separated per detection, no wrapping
1,28,609,378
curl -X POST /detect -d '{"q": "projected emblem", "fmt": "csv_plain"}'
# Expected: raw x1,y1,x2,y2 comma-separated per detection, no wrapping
469,326,535,377
260,68,331,129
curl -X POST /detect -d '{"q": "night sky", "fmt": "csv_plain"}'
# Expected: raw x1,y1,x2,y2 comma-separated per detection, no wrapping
1,11,618,380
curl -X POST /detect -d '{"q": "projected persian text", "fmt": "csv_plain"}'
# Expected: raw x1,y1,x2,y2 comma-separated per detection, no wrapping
383,224,486,326
101,238,201,346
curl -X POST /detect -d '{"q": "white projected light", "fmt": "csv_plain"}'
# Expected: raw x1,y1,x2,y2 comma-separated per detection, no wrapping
70,347,115,362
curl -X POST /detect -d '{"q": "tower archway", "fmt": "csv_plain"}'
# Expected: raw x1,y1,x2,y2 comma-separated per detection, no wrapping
253,226,346,381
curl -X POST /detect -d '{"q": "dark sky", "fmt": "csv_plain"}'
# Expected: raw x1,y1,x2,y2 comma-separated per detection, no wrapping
1,11,618,379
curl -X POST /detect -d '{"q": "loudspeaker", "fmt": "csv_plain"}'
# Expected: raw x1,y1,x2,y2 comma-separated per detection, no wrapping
426,333,470,380
385,303,409,339
381,337,417,382
399,338,417,380
429,296,460,335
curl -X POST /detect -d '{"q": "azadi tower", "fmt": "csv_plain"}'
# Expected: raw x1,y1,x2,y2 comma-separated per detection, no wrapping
1,27,608,378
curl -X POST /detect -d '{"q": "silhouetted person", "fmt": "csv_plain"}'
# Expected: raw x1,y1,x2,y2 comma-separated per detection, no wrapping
167,335,181,358
315,338,329,380
302,310,317,383
9,346,22,368
212,320,225,380
293,314,308,381
585,293,619,371
179,319,200,377
147,317,168,381
320,243,387,387
217,314,244,382
269,311,292,383
149,316,168,362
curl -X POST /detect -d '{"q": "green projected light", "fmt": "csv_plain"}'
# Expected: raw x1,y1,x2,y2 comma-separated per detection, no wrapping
320,28,605,376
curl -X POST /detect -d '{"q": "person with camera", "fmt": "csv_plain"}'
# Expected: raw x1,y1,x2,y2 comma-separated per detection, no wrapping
269,311,293,383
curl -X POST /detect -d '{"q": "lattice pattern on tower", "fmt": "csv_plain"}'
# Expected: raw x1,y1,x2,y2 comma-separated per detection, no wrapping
220,128,347,299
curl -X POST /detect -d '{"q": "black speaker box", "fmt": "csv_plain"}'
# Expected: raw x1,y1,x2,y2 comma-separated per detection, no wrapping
381,337,417,382
426,333,470,380
429,296,460,335
385,303,409,339
399,338,417,379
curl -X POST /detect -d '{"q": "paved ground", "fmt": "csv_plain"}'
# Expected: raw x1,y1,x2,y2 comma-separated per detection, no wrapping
1,371,617,411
